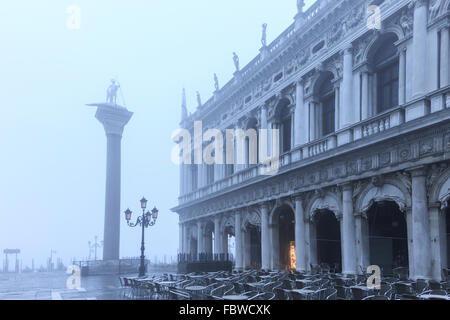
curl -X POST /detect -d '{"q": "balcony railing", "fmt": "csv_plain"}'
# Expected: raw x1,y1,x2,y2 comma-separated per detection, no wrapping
178,88,450,206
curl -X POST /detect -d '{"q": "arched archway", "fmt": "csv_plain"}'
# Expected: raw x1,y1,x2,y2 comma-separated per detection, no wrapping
270,203,296,270
366,32,400,115
313,71,336,138
366,201,408,275
313,209,342,272
273,98,293,154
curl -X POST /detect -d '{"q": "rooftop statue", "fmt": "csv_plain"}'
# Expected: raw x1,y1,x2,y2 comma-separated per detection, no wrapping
297,0,305,14
106,79,120,105
214,73,219,91
196,91,202,107
233,52,240,72
261,23,268,47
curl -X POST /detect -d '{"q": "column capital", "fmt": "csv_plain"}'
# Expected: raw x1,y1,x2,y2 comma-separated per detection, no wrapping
292,193,305,203
260,202,270,211
409,0,429,9
406,166,428,177
91,103,133,137
339,182,353,192
342,44,353,55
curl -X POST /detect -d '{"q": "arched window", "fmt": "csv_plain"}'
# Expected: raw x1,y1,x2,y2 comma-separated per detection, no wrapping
280,106,292,153
373,34,399,114
318,76,335,137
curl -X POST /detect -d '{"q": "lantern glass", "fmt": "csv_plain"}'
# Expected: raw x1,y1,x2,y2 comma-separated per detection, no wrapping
140,197,148,209
145,211,151,223
152,207,159,219
125,209,132,221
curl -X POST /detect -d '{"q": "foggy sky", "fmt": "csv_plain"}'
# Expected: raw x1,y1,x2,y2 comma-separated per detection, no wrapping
0,0,315,269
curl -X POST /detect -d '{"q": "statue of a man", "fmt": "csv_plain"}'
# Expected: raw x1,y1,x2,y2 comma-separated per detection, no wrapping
106,79,120,105
233,52,240,72
261,23,268,47
214,73,219,91
196,91,202,107
297,0,305,14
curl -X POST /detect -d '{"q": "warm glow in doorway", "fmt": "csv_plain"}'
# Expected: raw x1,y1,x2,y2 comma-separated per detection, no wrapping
290,241,296,270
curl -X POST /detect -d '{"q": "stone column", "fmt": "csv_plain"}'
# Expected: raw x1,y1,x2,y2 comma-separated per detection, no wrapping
412,0,428,98
406,208,415,277
429,203,443,281
183,224,189,254
90,103,133,261
243,230,251,269
361,70,370,120
309,101,317,141
197,221,204,255
334,84,340,130
261,203,270,270
234,211,243,271
441,27,450,88
399,47,407,105
342,183,357,275
179,222,183,255
355,213,370,273
294,196,307,272
410,168,432,279
294,81,306,146
214,216,222,257
341,45,354,128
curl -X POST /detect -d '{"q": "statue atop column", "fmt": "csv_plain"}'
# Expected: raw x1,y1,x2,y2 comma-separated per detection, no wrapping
297,0,305,14
233,52,240,72
106,79,120,105
261,23,268,47
196,91,202,107
214,73,220,91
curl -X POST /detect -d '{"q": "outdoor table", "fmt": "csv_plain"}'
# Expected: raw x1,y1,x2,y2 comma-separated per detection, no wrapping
419,294,450,300
350,285,372,291
223,295,249,301
157,281,177,287
185,286,207,292
291,289,315,295
215,278,232,282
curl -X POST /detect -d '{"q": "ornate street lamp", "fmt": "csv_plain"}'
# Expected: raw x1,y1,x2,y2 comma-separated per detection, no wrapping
125,197,159,278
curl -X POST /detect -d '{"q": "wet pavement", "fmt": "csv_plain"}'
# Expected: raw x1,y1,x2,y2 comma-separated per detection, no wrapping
0,272,129,300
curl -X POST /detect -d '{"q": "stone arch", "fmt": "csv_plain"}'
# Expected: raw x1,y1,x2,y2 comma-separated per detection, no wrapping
269,199,295,225
307,191,342,220
242,208,261,231
364,31,400,66
429,166,450,208
220,215,235,234
311,71,335,97
355,178,411,215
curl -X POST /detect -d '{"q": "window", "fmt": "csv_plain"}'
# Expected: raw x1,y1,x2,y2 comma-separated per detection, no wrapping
322,95,335,136
374,36,399,114
318,74,335,137
282,116,292,153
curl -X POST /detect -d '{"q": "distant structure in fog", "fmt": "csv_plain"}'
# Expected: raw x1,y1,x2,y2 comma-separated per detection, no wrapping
87,82,133,261
174,0,450,281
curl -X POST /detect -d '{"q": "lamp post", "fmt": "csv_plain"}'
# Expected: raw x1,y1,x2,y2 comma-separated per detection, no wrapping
125,197,159,278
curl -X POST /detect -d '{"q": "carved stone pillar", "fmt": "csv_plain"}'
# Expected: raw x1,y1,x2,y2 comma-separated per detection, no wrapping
197,220,204,255
341,45,354,128
412,0,428,98
399,47,407,105
341,183,357,275
410,167,432,280
294,196,307,272
441,26,450,88
294,80,306,146
234,211,243,271
214,216,222,256
260,203,271,270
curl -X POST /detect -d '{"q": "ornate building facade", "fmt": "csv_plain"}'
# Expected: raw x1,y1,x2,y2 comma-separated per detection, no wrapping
173,0,450,281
